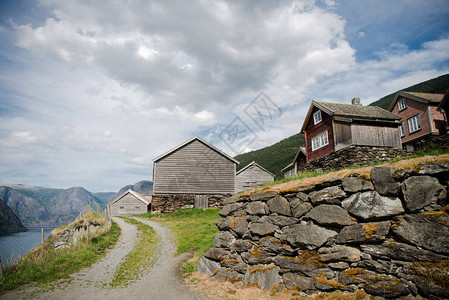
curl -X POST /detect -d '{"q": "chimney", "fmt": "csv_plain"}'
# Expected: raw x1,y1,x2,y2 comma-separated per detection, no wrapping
351,97,361,106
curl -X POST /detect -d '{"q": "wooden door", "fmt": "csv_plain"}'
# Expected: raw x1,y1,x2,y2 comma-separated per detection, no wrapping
194,195,208,209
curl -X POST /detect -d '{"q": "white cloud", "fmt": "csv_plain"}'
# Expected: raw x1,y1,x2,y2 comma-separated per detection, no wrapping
0,0,448,191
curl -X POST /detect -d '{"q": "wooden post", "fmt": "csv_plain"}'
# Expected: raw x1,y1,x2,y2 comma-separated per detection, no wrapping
89,202,92,212
0,256,3,278
97,203,99,213
41,228,45,261
87,219,90,244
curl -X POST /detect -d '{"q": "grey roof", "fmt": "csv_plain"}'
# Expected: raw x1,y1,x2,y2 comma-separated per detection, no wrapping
315,101,401,120
389,91,445,111
281,147,306,172
153,136,239,164
236,161,274,176
109,189,151,206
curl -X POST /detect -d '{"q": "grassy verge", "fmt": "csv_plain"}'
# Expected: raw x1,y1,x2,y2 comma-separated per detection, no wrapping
110,217,160,287
0,217,120,293
260,146,449,189
138,208,221,277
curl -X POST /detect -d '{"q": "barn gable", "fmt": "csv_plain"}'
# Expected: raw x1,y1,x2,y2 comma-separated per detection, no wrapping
153,136,239,195
235,161,274,192
109,189,151,216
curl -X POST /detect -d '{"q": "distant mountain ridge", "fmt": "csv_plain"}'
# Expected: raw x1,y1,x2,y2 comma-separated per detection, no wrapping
117,180,153,195
0,184,116,227
369,73,449,109
0,198,27,234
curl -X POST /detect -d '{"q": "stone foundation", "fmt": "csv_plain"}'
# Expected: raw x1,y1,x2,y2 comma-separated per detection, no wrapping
199,162,449,298
302,146,409,172
151,194,230,213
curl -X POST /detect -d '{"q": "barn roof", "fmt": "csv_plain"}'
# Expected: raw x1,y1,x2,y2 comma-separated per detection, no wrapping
109,189,151,206
153,136,239,164
438,88,449,111
281,147,306,173
236,161,274,176
301,101,400,133
389,91,445,111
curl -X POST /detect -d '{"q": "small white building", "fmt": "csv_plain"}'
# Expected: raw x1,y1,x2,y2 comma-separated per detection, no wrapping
235,161,275,192
109,189,151,217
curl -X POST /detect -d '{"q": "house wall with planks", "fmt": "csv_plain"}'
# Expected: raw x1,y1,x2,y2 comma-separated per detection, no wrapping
235,164,274,193
110,193,149,217
153,139,236,195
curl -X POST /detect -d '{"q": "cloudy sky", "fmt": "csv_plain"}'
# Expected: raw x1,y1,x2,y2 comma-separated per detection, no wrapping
1,0,448,192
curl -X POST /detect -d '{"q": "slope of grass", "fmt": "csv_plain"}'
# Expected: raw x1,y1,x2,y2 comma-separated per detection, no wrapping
138,208,221,277
369,73,449,109
0,214,120,293
234,133,305,179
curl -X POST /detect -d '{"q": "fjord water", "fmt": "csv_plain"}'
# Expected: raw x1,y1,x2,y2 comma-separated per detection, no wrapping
0,227,55,267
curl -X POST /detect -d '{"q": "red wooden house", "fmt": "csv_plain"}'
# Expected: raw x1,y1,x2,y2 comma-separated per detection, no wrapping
301,99,401,162
389,91,446,150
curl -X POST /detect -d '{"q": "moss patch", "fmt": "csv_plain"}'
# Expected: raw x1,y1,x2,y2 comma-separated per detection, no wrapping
363,223,379,239
297,250,325,267
410,260,449,290
313,273,346,289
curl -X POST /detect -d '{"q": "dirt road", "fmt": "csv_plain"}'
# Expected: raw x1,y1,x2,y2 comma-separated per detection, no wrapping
1,217,207,300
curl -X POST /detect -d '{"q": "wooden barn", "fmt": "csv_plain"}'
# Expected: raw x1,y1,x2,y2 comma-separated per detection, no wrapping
282,147,306,178
152,136,239,210
235,161,274,192
109,189,151,217
301,99,402,162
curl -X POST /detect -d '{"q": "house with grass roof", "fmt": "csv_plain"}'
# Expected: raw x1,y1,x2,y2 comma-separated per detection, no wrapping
301,98,402,162
281,146,306,178
389,91,447,151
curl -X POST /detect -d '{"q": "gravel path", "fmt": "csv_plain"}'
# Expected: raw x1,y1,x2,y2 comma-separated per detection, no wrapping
1,217,208,300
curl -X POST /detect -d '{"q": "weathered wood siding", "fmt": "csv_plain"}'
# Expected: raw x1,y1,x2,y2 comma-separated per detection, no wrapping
235,165,274,192
110,194,149,217
334,121,352,151
154,140,236,194
350,123,401,147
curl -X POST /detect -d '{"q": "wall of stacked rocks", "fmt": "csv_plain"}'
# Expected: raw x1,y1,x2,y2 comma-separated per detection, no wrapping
301,146,408,172
151,194,229,213
198,163,449,298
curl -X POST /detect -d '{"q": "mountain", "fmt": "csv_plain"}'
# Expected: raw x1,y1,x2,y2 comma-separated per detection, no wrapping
117,180,153,195
234,133,305,179
0,184,112,226
369,74,449,109
0,198,27,234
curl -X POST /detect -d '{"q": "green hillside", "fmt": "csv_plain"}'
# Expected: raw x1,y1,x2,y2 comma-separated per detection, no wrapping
234,133,305,179
369,73,449,109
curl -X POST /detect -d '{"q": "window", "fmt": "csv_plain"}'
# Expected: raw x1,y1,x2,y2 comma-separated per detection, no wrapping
135,206,140,210
313,110,322,125
407,114,421,133
399,122,405,137
398,98,407,111
119,206,124,210
311,131,329,151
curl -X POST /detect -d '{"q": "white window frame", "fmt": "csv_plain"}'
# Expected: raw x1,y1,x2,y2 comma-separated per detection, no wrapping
313,110,322,125
399,122,405,137
398,98,407,111
407,114,421,133
311,131,329,151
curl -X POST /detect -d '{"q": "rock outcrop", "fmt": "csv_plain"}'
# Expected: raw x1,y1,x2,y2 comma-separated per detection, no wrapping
198,163,449,299
0,198,27,234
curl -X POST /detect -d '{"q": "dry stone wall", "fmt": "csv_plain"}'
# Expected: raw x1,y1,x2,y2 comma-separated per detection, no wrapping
151,194,229,213
198,162,449,298
301,146,408,172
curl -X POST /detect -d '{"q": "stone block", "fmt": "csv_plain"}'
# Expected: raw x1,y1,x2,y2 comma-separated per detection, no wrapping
267,195,292,216
309,186,346,205
304,204,355,227
371,167,400,196
279,223,338,250
244,265,281,290
342,191,404,220
401,176,447,212
342,176,374,193
197,256,221,276
335,221,390,244
246,201,269,215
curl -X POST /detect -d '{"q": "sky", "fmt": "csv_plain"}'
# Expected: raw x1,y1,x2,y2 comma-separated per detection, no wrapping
0,0,449,192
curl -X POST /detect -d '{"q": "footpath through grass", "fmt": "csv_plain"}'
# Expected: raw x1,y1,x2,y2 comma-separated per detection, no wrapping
110,217,160,287
0,214,120,293
138,208,221,276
